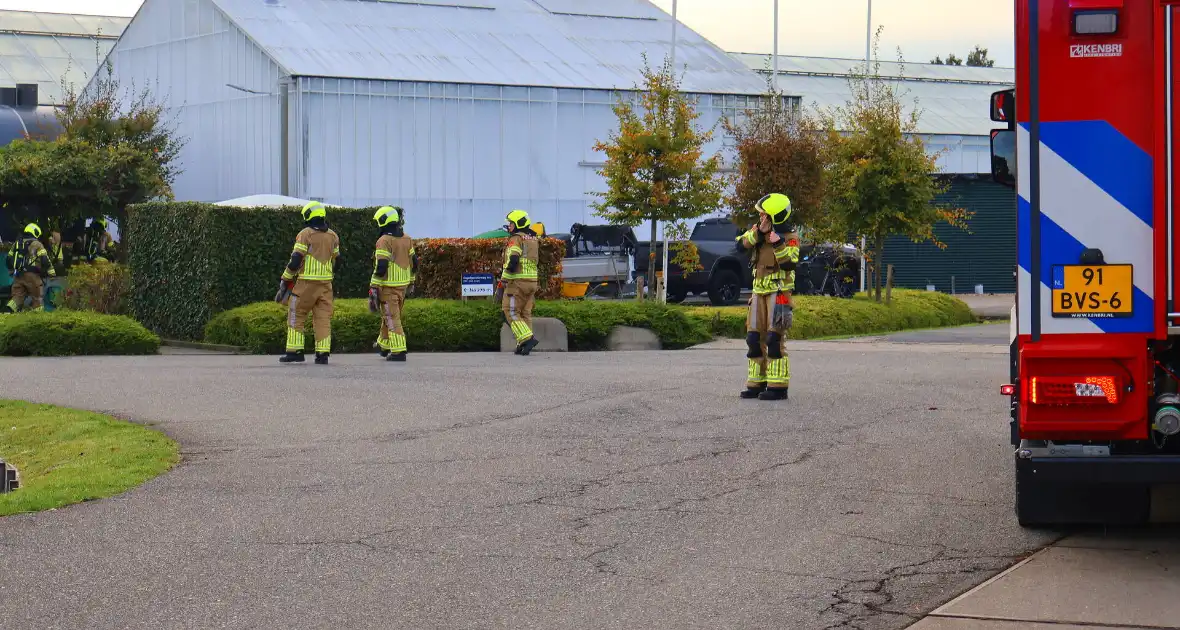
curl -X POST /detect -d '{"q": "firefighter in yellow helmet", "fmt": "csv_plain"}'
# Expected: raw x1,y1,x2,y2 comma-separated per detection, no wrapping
5,223,56,313
502,209,541,355
276,202,340,364
737,193,800,400
368,206,418,362
80,217,114,263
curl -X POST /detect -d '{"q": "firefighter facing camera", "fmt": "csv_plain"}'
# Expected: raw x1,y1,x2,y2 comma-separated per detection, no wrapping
5,223,56,313
502,209,541,356
368,205,418,362
737,193,800,401
276,201,340,365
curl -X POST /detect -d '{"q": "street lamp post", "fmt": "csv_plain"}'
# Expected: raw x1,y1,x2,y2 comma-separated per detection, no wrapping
860,0,871,294
660,0,679,304
773,0,779,91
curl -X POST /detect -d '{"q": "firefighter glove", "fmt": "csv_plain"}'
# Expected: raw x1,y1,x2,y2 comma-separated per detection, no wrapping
368,287,380,313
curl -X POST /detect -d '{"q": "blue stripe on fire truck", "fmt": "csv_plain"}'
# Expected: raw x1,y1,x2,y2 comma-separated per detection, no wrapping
1017,121,1155,336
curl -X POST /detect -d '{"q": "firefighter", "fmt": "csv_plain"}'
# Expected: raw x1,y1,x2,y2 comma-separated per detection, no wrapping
79,217,114,263
501,209,540,356
368,206,417,362
277,201,340,365
5,223,55,313
738,193,800,400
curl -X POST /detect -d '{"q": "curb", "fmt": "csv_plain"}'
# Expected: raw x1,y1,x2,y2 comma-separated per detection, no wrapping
160,339,246,354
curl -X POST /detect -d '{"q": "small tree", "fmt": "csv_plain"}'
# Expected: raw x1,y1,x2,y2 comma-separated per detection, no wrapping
930,53,963,66
55,59,185,228
723,76,825,231
590,56,724,297
966,45,996,67
818,29,971,303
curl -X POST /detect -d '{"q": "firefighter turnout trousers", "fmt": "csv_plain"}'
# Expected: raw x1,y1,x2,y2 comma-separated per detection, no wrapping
502,279,538,344
377,286,407,354
287,280,334,354
746,292,790,390
8,272,44,312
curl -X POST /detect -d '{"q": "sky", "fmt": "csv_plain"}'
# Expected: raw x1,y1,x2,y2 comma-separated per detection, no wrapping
0,0,1015,67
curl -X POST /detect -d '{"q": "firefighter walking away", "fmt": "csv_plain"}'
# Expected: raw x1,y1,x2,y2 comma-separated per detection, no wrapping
368,206,417,362
276,201,340,365
502,210,540,356
5,223,56,313
738,193,800,400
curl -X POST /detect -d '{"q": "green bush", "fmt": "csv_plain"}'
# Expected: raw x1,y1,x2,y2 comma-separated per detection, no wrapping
127,202,378,341
205,299,712,354
127,202,569,340
62,263,131,315
684,289,978,339
0,311,160,356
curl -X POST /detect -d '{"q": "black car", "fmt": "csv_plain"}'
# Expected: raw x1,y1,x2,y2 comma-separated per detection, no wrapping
634,218,859,305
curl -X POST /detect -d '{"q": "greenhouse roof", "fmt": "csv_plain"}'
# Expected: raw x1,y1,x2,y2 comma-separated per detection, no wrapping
730,53,1015,137
0,10,129,105
210,0,767,95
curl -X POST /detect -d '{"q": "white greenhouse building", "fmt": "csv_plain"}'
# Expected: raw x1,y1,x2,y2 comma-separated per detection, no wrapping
98,0,771,237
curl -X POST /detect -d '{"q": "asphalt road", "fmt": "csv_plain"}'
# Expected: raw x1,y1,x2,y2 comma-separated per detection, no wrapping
0,324,1055,630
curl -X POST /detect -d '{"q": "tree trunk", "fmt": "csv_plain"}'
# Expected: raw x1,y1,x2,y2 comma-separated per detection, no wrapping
873,233,886,303
647,220,658,300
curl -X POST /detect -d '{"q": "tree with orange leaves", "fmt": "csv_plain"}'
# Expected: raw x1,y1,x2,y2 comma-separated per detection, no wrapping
590,56,724,298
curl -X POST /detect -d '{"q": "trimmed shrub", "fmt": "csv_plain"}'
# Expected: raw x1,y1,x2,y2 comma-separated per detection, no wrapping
205,299,712,354
61,263,131,315
0,311,160,356
684,289,978,339
127,202,566,340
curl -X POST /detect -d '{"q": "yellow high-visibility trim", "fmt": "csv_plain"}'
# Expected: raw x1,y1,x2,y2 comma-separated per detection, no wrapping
767,357,790,387
775,245,799,262
747,359,766,384
506,244,523,256
389,333,407,353
315,336,331,353
502,258,538,281
374,249,392,259
301,256,334,281
738,230,758,247
510,320,533,343
753,270,794,295
286,328,305,352
293,243,309,253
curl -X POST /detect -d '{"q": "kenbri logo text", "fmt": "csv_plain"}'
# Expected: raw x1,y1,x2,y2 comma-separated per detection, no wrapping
1071,43,1123,58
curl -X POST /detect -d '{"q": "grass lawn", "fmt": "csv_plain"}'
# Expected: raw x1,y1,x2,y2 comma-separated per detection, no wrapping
0,400,179,517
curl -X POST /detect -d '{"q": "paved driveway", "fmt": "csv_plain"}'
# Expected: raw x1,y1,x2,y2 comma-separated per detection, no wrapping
0,326,1054,629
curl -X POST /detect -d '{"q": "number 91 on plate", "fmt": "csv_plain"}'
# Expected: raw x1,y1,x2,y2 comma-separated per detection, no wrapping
1051,264,1133,319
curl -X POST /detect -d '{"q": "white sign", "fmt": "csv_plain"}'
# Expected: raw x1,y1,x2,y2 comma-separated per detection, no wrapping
1071,43,1122,58
461,273,495,297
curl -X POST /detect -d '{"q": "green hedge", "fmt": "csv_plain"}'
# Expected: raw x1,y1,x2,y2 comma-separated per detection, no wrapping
127,202,379,341
62,263,132,315
205,299,713,354
0,311,160,356
127,202,569,341
685,289,977,339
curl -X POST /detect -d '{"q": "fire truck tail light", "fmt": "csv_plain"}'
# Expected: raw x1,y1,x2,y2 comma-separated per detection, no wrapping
1000,384,1016,396
1030,376,1121,405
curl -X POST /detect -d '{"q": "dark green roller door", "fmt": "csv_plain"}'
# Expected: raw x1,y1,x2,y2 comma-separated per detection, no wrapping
880,175,1016,294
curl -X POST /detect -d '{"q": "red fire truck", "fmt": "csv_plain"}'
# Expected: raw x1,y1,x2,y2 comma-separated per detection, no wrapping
993,0,1180,525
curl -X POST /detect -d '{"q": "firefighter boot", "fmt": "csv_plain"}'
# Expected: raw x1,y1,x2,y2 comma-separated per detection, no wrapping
279,351,305,363
387,352,407,362
740,384,766,399
519,337,540,356
374,341,389,358
315,352,330,365
758,387,788,401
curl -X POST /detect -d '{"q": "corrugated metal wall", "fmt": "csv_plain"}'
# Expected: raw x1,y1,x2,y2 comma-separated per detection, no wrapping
291,77,762,238
103,0,284,203
880,176,1017,294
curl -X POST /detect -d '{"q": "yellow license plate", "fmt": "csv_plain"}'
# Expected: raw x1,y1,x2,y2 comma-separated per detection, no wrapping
1051,264,1133,318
